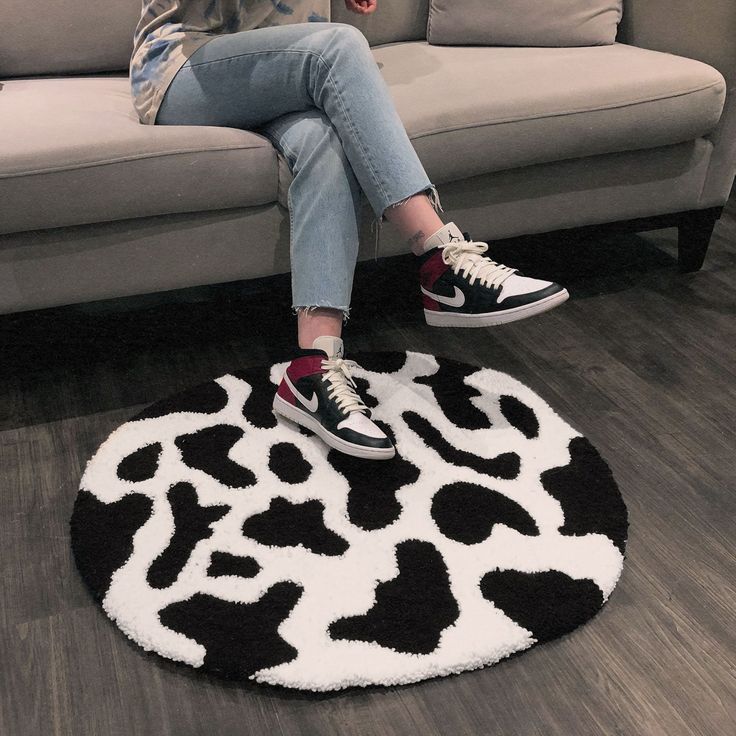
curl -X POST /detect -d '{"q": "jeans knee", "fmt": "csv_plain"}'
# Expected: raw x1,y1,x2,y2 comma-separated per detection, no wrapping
330,23,371,51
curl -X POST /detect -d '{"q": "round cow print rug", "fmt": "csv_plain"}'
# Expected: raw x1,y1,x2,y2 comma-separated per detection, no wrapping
70,351,628,691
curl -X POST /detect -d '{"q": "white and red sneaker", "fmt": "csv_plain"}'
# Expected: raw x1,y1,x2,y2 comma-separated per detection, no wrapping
417,221,569,327
272,336,395,460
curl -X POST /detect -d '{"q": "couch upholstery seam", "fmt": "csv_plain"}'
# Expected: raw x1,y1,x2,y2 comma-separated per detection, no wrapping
410,81,726,139
0,144,272,179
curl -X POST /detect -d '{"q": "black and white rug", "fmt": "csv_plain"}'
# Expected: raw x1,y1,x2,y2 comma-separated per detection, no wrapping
70,351,628,691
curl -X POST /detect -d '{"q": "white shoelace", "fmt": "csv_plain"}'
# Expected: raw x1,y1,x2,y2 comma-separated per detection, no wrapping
441,239,517,289
321,357,368,414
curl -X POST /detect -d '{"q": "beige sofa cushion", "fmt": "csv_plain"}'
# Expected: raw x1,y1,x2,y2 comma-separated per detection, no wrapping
0,77,278,235
427,0,622,46
1,0,429,78
370,41,725,186
0,0,140,77
0,42,725,235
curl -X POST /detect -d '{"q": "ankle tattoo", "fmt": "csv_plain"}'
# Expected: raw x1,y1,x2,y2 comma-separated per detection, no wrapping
407,229,427,252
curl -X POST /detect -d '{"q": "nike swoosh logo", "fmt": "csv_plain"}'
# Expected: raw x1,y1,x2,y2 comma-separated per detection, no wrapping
420,284,465,307
283,371,319,412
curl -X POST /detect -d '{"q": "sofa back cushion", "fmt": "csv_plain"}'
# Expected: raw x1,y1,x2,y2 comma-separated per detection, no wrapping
332,1,430,47
0,0,141,77
0,0,430,78
427,0,623,47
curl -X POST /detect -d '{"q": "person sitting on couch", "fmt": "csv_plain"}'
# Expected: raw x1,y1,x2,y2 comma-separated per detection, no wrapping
130,0,570,460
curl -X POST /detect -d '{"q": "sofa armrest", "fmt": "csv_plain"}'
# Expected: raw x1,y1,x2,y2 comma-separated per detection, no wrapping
618,0,736,88
618,0,736,208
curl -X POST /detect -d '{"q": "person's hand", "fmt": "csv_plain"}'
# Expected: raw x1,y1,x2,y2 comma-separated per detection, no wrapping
344,0,377,14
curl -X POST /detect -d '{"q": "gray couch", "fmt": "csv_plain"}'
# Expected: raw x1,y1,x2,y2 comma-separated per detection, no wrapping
1,0,734,315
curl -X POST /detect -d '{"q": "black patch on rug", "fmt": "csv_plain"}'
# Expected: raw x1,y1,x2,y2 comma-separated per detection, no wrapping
147,482,230,589
117,442,162,482
540,436,628,554
175,424,256,489
499,395,539,439
328,540,459,654
432,481,539,544
403,410,520,480
268,442,311,484
230,365,279,429
350,351,407,374
352,376,379,409
70,490,153,598
207,551,261,579
132,380,229,421
327,420,419,531
480,569,604,644
158,583,302,680
242,497,348,556
413,356,491,430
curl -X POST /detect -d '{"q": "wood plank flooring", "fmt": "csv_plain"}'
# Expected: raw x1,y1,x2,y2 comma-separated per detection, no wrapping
1,188,734,736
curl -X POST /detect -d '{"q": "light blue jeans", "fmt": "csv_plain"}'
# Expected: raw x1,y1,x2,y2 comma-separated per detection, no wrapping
154,22,443,321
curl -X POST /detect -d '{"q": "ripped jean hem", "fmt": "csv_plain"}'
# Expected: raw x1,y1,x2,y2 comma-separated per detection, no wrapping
370,183,444,260
292,304,351,323
382,183,443,222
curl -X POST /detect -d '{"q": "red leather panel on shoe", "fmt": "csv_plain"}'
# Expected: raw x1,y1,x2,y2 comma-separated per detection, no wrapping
276,380,297,405
422,293,441,310
419,250,449,290
287,355,325,381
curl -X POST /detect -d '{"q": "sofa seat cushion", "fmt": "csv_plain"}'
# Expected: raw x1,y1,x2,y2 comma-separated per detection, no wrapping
369,41,726,185
1,41,726,235
0,76,278,235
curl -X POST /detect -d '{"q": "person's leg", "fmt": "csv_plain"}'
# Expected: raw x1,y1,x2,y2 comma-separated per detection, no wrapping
256,108,365,348
155,21,445,256
154,23,411,458
155,21,565,340
256,109,394,458
296,308,343,348
382,193,446,256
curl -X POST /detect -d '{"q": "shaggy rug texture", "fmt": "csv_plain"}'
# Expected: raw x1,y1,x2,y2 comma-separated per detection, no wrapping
70,351,628,691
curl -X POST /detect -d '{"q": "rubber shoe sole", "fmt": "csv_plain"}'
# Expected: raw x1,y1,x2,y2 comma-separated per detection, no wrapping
424,288,569,327
272,393,396,460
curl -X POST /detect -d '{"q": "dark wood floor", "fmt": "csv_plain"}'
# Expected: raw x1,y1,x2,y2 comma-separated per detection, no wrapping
2,187,735,736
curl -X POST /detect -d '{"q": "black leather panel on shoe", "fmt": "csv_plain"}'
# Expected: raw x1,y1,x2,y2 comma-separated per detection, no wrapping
335,426,393,449
293,347,328,359
294,373,374,429
294,374,347,428
290,361,386,443
492,282,565,310
415,246,439,266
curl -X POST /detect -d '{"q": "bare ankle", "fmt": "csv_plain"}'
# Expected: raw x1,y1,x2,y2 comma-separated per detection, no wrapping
408,229,428,255
296,306,344,349
381,192,445,252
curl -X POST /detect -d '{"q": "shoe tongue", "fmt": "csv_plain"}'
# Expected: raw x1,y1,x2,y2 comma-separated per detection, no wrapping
311,335,344,360
423,221,466,251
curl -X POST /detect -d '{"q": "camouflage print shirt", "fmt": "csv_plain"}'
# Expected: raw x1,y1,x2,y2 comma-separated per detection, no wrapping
130,1,331,126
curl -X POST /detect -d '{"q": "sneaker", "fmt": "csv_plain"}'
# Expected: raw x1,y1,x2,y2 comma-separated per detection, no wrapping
272,335,396,460
417,221,569,327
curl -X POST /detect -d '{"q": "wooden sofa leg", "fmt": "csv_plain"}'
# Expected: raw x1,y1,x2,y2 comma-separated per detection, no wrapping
677,207,722,273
